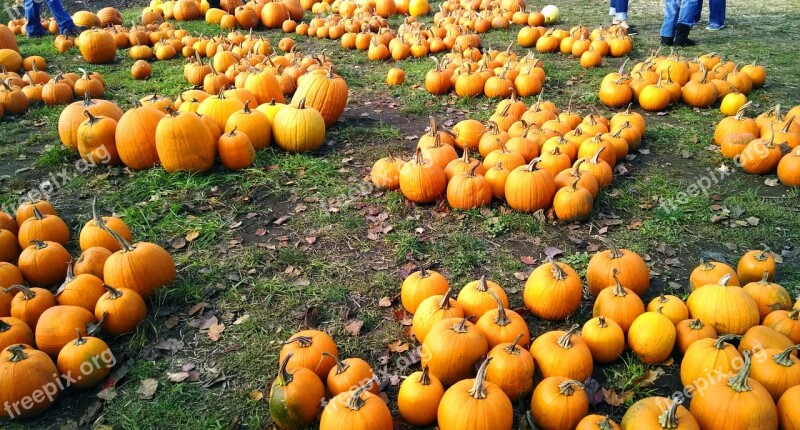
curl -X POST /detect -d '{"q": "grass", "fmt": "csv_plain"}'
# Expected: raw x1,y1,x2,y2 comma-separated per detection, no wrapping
1,0,800,428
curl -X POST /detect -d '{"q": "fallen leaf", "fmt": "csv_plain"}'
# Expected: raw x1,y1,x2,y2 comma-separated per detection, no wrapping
273,215,290,225
163,315,179,329
255,228,267,236
746,216,760,226
185,231,200,242
187,302,208,316
632,367,665,388
168,372,189,383
97,387,117,402
514,272,528,281
208,323,226,341
305,236,317,245
170,238,187,250
543,247,563,259
138,379,159,400
764,178,780,187
378,297,393,307
249,390,264,401
519,255,537,265
603,388,633,406
388,340,409,353
233,314,250,325
344,319,363,336
228,221,243,229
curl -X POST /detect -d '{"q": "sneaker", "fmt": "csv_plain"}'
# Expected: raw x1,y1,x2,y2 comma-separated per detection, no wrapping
625,25,639,35
706,23,725,31
61,26,87,37
26,30,48,38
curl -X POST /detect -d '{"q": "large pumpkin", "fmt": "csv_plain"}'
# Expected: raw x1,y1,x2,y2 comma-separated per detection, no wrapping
485,334,535,400
627,311,676,364
0,317,33,352
411,289,464,343
58,93,123,150
763,308,800,343
437,358,513,430
592,269,645,334
78,30,117,64
272,98,326,153
0,345,60,419
778,385,800,430
291,66,348,127
269,353,325,430
586,237,649,297
681,335,742,389
749,345,800,401
100,223,176,298
530,377,589,430
421,317,488,386
400,261,448,314
155,110,216,173
34,305,97,356
524,259,582,321
0,25,19,52
17,240,71,288
115,99,165,170
686,273,760,335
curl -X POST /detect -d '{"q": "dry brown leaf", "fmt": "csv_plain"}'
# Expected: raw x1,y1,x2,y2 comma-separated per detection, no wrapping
208,323,225,341
344,320,363,336
388,340,409,353
249,390,264,401
602,388,633,406
633,367,665,388
185,230,200,242
168,372,189,383
378,297,392,307
138,379,159,400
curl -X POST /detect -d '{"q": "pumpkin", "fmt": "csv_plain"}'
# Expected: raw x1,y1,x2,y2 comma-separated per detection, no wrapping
444,149,486,181
0,264,24,315
740,132,783,175
0,212,16,235
155,110,216,173
0,317,33,352
457,275,508,319
579,147,614,187
114,99,164,170
553,178,593,221
422,134,459,169
399,148,447,204
690,351,779,430
0,230,19,263
523,259,582,320
56,262,105,312
0,345,60,419
646,294,688,325
421,317,488,386
742,271,792,319
34,305,97,356
610,104,647,135
279,330,338,380
591,269,645,334
452,119,485,151
503,158,556,212
42,75,73,106
244,71,284,105
79,30,116,64
217,127,255,171
196,89,245,132
689,259,740,290
79,198,132,252
530,377,589,430
100,222,176,298
437,357,513,430
599,77,633,108
77,110,120,165
4,284,56,332
737,249,776,283
58,93,123,151
370,151,405,190
687,273,761,335
73,247,112,280
225,104,270,150
320,382,393,430
739,325,794,357
482,333,535,401
131,60,151,80
17,240,70,288
581,316,625,364
272,98,326,153
476,292,530,349
621,397,699,430
56,331,113,389
0,80,29,115
530,324,593,382
681,68,718,108
764,308,800,343
400,260,448,314
0,48,22,71
324,353,378,396
269,353,325,430
587,237,649,297
676,319,717,354
398,365,444,426
412,289,464,343
639,81,671,112
291,66,348,127
15,201,55,227
778,385,800,430
446,164,492,210
748,345,800,401
628,310,676,364
577,415,620,430
681,334,743,389
74,68,104,99
94,284,147,336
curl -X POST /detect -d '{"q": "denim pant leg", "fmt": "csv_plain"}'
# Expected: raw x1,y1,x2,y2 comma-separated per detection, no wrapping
615,0,629,20
660,0,680,37
45,0,77,33
24,0,46,36
678,0,701,26
694,0,703,23
709,0,725,25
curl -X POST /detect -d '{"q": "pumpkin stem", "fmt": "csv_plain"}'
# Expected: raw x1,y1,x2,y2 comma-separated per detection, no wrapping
657,398,682,429
611,122,629,138
714,334,741,349
102,284,124,300
524,157,542,172
452,317,470,333
781,116,796,133
548,258,567,281
132,98,143,108
3,284,35,300
56,260,76,296
83,110,101,124
734,101,752,120
611,269,627,297
418,365,432,385
476,275,489,292
413,147,425,165
284,335,313,348
322,351,350,374
345,379,377,410
598,416,615,430
467,357,492,400
717,273,733,286
504,333,524,355
773,345,800,367
755,249,770,262
409,258,429,278
73,328,89,346
0,319,10,332
276,353,294,385
467,162,480,177
6,345,28,363
557,379,583,396
571,158,586,176
31,205,44,221
596,236,624,259
597,316,609,328
688,319,705,330
556,324,580,349
590,146,606,164
488,290,510,327
789,309,800,320
95,218,135,252
439,288,455,310
699,258,714,271
729,350,754,392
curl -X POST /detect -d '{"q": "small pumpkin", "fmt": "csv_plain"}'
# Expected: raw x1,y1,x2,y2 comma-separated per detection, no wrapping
587,237,649,297
279,330,338,380
411,289,464,343
689,259,740,290
577,415,621,430
627,310,677,364
397,366,444,427
0,345,60,419
94,284,147,336
17,240,71,288
458,275,509,319
0,317,33,352
56,330,113,390
592,269,645,334
218,127,256,171
504,158,556,213
646,294,688,325
749,345,800,401
620,397,699,430
17,206,70,248
370,150,405,190
73,247,112,280
742,270,792,319
421,317,489,386
581,316,625,364
523,259,582,321
737,249,776,284
400,260,449,314
476,292,530,349
269,353,325,430
763,308,800,344
55,262,105,312
437,357,513,430
553,178,594,222
155,109,216,173
530,324,593,382
320,381,392,430
447,163,492,210
676,319,717,354
324,352,378,397
79,197,132,252
530,378,589,430
485,333,534,400
681,334,743,389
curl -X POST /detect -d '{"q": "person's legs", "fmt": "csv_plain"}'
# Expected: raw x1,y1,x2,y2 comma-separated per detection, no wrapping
675,0,700,45
24,0,47,37
660,0,680,38
44,0,77,34
695,0,703,23
614,0,628,21
609,0,617,21
708,0,725,29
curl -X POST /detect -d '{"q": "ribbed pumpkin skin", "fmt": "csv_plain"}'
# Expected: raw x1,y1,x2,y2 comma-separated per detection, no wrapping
680,336,742,388
504,160,556,213
586,239,650,297
530,377,589,430
58,95,123,150
686,282,760,335
291,67,348,127
17,241,71,288
524,261,582,321
196,93,245,132
437,361,513,430
244,71,285,105
399,150,447,204
620,397,699,430
675,319,717,354
421,318,488,386
0,317,34,352
320,389,393,430
79,30,116,64
56,271,105,312
155,111,216,173
272,99,326,153
530,326,593,382
34,305,96,356
485,340,535,400
778,385,800,430
581,316,625,363
0,345,60,419
225,106,271,149
103,242,176,298
411,291,465,343
115,102,165,170
73,247,112,280
94,286,147,335
400,266,449,314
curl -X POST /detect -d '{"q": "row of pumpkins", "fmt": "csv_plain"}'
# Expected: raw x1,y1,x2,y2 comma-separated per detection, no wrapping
0,199,176,419
521,23,634,68
598,52,766,111
713,103,800,187
267,242,799,429
370,94,646,221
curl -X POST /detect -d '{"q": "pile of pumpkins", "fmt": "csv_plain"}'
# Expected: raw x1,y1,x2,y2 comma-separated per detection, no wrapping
523,24,633,68
421,46,547,98
0,50,109,120
712,103,800,187
0,199,176,419
266,242,800,429
598,51,766,111
370,94,646,221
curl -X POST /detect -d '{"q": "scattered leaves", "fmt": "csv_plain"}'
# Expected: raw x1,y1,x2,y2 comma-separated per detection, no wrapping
344,320,364,336
138,379,159,400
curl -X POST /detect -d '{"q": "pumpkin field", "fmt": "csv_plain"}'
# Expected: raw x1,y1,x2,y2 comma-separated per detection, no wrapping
1,0,800,427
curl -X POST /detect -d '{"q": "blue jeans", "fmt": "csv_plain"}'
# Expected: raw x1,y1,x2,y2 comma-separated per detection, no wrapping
609,0,629,20
697,0,725,25
25,0,77,36
661,0,700,37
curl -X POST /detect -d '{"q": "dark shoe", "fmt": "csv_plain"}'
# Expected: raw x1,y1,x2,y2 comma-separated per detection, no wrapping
625,25,638,35
26,30,48,38
61,26,87,37
674,23,697,46
660,36,674,46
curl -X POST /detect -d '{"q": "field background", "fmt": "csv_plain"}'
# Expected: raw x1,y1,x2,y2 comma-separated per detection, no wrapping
1,0,800,428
